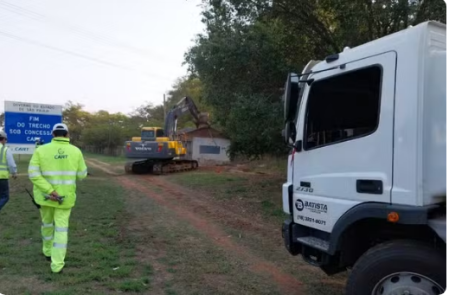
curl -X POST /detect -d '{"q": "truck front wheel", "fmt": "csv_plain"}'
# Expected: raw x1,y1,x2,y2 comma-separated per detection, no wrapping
346,240,446,295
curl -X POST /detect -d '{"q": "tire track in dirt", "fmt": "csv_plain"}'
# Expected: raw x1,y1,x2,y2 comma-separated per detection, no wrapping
144,175,275,235
137,175,336,276
86,159,121,176
86,157,342,293
117,176,304,295
134,175,345,286
87,158,278,242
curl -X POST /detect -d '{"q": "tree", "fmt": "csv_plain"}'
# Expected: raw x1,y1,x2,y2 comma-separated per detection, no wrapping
226,94,287,159
62,101,92,146
80,111,131,149
129,102,165,129
166,76,214,130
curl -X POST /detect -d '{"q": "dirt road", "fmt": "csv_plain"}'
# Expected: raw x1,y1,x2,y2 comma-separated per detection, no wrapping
86,158,346,295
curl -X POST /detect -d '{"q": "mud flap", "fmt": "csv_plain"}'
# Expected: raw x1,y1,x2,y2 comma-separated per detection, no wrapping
282,219,302,256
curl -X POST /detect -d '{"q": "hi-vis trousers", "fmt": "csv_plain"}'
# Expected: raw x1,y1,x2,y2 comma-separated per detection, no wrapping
40,206,72,273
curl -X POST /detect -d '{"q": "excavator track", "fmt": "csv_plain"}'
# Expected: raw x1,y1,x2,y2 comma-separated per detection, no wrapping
159,160,199,175
125,159,198,175
124,160,148,174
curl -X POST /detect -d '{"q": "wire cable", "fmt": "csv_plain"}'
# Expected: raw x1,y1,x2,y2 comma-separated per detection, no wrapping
0,29,173,81
0,1,171,62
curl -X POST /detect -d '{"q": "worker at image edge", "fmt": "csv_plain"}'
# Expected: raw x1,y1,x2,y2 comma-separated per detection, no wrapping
28,123,88,274
0,130,18,211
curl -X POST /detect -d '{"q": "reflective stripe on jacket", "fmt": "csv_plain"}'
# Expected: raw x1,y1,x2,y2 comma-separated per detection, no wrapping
28,137,88,208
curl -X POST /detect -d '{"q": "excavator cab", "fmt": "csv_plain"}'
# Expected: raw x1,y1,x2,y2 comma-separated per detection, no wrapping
141,127,163,141
131,127,170,142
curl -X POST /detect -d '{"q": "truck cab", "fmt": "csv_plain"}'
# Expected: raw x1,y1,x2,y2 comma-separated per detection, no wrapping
281,21,446,294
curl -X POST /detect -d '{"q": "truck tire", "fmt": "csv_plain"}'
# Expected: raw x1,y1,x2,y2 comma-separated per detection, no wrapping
346,240,446,295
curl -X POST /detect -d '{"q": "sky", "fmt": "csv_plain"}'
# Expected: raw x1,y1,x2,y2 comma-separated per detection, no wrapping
0,0,205,114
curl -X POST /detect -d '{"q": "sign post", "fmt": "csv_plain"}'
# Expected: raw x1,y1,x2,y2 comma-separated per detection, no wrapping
4,101,63,154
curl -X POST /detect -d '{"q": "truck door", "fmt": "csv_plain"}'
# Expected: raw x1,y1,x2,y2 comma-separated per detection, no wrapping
292,51,396,233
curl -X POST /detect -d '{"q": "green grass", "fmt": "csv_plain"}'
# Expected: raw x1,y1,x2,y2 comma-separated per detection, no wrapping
170,171,287,221
4,153,346,294
261,200,286,218
116,279,149,292
0,160,151,294
170,172,248,201
232,156,287,175
171,172,245,187
123,195,286,295
82,152,125,164
168,171,345,295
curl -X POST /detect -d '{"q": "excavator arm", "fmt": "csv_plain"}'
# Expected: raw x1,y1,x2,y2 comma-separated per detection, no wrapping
164,96,209,140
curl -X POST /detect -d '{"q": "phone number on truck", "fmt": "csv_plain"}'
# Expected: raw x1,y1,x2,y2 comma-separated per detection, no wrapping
296,215,326,226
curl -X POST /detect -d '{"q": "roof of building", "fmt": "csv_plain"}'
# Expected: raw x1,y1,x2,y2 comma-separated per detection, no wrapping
176,127,196,134
176,126,229,140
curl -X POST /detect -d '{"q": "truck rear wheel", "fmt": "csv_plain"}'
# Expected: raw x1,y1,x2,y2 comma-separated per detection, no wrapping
346,240,445,295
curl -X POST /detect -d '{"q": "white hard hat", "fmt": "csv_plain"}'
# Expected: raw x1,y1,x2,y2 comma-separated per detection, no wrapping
0,130,7,139
52,123,69,132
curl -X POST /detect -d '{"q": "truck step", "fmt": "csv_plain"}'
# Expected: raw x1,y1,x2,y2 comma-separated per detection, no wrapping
297,236,330,252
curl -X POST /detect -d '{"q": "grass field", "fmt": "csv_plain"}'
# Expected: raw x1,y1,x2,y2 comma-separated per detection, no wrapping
0,156,151,294
82,152,126,164
86,153,346,294
121,181,291,295
165,171,347,295
169,171,287,221
0,153,346,294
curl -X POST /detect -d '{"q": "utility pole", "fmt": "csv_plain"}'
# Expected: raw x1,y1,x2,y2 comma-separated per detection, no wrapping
108,120,111,154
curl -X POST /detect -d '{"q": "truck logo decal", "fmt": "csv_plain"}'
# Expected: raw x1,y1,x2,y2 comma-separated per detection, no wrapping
304,201,327,214
295,199,304,211
295,199,328,214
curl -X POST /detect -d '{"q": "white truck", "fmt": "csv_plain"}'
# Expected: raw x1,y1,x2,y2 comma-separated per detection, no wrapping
281,21,446,295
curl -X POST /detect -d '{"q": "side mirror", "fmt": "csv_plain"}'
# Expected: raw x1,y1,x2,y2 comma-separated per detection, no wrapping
283,73,299,122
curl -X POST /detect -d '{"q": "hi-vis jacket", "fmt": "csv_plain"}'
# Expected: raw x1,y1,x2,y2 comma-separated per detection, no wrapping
0,144,9,179
28,137,88,209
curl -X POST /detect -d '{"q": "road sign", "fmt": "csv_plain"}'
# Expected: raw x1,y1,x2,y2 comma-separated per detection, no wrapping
4,101,63,154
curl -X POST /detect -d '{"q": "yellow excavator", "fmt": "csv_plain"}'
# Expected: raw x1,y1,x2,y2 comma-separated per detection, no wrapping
124,96,209,175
